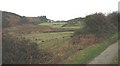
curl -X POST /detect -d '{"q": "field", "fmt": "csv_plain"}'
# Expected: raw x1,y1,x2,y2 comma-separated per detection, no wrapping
39,22,80,29
22,32,74,63
21,29,118,64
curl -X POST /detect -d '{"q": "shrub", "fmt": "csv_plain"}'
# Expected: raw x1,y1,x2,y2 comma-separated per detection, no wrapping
2,34,53,64
74,13,116,38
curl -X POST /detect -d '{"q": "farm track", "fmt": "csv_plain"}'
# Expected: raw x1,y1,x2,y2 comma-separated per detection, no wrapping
89,41,118,64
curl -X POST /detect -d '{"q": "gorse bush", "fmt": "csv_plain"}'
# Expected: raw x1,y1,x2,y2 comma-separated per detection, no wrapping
2,34,53,64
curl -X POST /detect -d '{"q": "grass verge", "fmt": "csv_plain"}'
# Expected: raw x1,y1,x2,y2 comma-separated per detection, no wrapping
61,33,118,64
111,54,118,64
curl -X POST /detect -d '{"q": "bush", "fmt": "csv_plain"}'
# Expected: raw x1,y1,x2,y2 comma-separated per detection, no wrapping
2,34,53,64
107,12,118,30
74,13,116,38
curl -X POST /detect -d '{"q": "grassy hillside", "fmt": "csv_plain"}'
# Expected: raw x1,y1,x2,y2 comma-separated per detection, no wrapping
2,11,118,64
2,11,52,28
2,11,25,28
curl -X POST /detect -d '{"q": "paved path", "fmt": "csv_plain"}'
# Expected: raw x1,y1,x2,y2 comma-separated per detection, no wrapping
89,41,118,64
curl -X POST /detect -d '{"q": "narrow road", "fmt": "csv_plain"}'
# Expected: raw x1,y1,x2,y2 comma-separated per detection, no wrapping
89,41,118,64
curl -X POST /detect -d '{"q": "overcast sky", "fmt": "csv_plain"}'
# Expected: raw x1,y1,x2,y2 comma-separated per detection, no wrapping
0,0,119,20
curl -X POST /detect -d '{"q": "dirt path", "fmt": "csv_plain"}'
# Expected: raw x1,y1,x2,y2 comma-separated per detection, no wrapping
89,41,118,64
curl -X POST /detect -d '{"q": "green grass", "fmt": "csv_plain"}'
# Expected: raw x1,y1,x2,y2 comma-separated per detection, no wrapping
62,26,80,29
111,54,118,64
23,32,73,51
39,22,80,29
24,32,73,42
39,22,66,28
60,33,118,64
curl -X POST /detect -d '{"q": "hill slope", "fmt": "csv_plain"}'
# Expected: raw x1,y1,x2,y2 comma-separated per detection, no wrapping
2,11,52,28
2,11,29,28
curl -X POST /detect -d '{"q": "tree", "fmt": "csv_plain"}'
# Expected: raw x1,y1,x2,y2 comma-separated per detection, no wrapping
74,13,115,38
107,12,118,31
39,16,48,22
